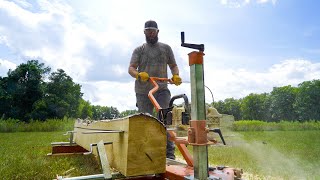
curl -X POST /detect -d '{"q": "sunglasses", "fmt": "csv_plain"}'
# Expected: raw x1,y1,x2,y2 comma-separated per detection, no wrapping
145,29,158,34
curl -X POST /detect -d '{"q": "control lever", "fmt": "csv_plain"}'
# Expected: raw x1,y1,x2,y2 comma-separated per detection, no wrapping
181,32,205,52
209,128,226,145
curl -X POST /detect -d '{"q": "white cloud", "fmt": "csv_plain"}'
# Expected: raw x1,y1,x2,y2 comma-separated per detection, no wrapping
220,0,276,8
0,59,16,76
81,81,136,111
0,0,137,82
0,0,318,113
257,0,277,5
0,0,62,28
219,0,250,8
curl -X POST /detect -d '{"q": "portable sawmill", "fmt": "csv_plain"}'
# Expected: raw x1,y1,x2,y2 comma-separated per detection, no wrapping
49,32,243,180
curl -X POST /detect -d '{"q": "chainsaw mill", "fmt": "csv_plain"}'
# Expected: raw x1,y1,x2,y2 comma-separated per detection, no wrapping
49,32,243,180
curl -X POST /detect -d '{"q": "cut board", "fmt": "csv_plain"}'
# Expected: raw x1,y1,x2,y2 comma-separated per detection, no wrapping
73,113,167,177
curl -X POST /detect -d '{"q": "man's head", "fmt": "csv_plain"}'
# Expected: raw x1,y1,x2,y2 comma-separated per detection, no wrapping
144,20,159,44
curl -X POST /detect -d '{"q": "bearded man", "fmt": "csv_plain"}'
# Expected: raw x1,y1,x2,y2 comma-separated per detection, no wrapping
128,20,182,159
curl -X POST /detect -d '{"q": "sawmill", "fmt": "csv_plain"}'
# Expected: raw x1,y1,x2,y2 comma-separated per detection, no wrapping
49,32,242,180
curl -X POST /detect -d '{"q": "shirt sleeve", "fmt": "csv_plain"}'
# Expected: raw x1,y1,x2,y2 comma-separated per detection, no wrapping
167,45,176,65
130,46,141,65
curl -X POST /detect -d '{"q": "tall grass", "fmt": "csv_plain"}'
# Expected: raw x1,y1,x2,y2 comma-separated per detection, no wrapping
232,120,320,131
0,117,74,132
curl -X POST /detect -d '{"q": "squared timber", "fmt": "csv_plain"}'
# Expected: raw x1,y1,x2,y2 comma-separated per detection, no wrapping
73,113,167,177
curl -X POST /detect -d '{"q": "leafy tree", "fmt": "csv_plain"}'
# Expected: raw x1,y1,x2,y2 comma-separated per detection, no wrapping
269,85,298,121
0,77,10,118
30,99,49,121
212,100,227,114
77,99,93,119
294,80,320,121
212,99,241,120
223,98,242,120
119,109,138,117
241,93,269,120
2,60,50,121
92,105,103,120
263,95,272,122
92,105,120,120
109,106,120,119
45,69,83,118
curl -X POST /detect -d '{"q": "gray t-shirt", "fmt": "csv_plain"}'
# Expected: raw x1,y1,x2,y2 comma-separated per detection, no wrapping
130,42,176,94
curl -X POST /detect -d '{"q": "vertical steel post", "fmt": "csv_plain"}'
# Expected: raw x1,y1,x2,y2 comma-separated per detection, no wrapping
189,51,208,180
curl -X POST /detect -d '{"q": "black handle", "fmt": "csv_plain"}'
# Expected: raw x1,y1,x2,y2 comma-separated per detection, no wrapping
168,94,190,125
169,94,189,108
181,32,185,44
209,128,226,145
180,31,205,52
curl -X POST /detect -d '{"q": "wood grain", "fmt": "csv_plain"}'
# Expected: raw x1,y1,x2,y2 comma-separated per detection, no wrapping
73,113,166,177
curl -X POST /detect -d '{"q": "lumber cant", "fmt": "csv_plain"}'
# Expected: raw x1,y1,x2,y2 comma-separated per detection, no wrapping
73,113,167,177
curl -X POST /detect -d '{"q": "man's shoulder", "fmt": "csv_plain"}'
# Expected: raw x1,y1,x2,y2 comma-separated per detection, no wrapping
134,43,146,51
134,42,172,51
157,42,171,48
132,44,147,55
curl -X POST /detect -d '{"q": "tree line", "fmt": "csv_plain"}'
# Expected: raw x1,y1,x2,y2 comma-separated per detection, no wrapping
1,60,319,122
213,80,320,122
0,60,136,122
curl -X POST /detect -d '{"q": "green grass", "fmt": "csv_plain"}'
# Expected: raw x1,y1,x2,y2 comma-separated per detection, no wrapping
174,129,320,179
206,130,320,180
232,120,320,131
0,118,74,132
0,132,101,180
1,123,319,179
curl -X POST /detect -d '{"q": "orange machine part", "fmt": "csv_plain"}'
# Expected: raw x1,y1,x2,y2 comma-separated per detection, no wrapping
188,120,208,145
188,51,205,66
148,77,172,112
168,130,194,167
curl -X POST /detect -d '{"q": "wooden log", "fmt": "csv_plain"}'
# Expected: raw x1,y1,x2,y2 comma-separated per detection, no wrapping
73,113,167,177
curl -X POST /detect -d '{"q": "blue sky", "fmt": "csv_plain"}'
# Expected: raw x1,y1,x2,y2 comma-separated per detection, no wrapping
0,0,320,111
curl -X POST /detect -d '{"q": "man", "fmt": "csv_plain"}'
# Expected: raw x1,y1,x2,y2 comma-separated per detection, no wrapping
128,20,182,159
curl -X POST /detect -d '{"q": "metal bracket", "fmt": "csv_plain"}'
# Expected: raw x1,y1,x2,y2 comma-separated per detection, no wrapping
188,120,209,145
83,141,113,155
63,131,76,145
56,140,115,180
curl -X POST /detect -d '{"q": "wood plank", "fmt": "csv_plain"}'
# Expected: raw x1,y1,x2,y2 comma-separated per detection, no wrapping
73,114,167,177
97,140,112,179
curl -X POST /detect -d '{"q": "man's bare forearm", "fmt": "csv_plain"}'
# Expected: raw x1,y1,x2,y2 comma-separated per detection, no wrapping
128,64,138,78
170,65,179,75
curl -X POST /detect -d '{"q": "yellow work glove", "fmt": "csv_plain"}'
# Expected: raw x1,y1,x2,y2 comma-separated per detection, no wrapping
136,72,149,82
172,74,182,86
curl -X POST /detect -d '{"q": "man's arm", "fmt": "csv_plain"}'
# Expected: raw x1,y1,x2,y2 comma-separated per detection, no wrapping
128,63,138,78
169,64,179,75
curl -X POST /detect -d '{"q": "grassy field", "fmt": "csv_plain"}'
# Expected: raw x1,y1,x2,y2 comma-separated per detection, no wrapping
0,118,74,132
0,131,101,179
206,130,320,180
0,125,319,179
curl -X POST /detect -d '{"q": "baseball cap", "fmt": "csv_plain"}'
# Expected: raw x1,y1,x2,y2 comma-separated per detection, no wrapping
144,20,158,30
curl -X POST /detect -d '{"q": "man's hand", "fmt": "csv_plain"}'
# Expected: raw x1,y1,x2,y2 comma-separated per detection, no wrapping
136,72,149,82
172,74,182,86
